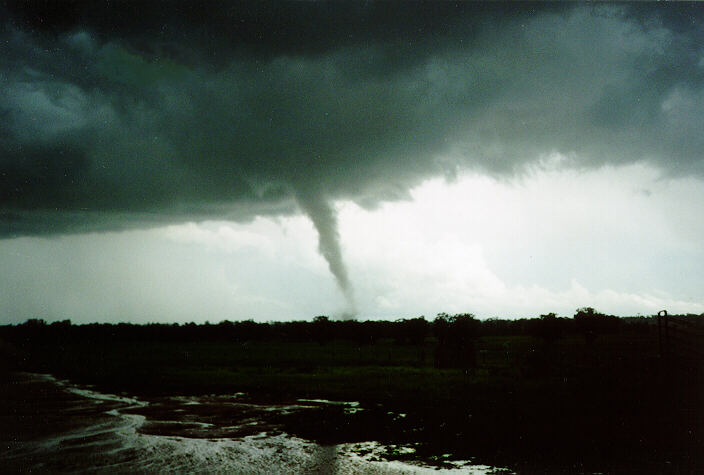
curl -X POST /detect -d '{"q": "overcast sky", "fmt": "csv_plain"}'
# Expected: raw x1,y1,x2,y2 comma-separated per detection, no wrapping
1,2,703,323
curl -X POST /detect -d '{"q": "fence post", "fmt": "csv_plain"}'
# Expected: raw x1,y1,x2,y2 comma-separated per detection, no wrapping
657,310,668,359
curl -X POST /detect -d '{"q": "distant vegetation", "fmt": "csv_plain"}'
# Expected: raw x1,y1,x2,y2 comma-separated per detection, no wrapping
0,308,667,374
0,307,670,347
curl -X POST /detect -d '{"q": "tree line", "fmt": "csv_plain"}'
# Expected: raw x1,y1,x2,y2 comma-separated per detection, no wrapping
1,308,689,346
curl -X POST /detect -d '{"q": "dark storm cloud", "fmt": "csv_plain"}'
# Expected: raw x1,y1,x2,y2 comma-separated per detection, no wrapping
3,1,518,62
1,2,703,238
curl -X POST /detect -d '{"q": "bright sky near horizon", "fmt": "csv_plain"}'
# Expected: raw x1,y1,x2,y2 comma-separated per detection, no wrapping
2,162,703,323
2,2,704,323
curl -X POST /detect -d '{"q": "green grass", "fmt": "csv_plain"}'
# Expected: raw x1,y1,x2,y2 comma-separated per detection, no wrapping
8,333,701,473
26,339,471,403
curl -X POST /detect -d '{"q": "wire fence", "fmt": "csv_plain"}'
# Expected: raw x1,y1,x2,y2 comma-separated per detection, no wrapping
657,310,704,366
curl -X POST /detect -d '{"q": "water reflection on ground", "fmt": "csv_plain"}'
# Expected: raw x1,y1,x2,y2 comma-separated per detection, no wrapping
1,373,509,474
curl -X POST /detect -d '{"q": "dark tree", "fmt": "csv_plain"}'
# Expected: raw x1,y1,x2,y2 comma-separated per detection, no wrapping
313,315,332,345
574,307,620,344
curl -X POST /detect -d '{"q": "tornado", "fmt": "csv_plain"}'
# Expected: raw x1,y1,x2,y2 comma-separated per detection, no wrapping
294,188,356,316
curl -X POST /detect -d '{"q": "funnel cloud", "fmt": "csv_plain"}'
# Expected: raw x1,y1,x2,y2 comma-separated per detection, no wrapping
295,188,355,315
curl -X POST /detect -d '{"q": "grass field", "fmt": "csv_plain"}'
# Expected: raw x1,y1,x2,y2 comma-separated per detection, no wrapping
4,329,702,472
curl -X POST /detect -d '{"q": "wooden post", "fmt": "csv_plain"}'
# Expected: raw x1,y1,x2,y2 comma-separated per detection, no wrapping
657,310,668,359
